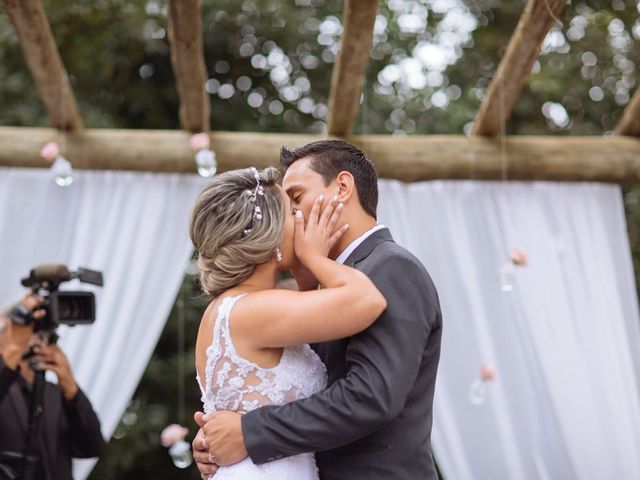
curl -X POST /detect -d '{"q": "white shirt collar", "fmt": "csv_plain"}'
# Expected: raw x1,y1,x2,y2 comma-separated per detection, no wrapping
335,224,387,265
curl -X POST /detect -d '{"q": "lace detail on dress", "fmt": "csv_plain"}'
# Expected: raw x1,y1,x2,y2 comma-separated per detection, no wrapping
197,294,327,415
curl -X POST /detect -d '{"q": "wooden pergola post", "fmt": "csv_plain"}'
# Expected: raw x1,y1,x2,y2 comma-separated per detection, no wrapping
471,0,565,136
2,0,84,131
167,0,210,132
326,0,379,136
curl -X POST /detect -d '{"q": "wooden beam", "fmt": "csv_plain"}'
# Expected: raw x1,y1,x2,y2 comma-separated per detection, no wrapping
326,0,379,136
2,128,640,184
2,0,83,131
615,88,640,136
471,0,565,136
167,0,209,132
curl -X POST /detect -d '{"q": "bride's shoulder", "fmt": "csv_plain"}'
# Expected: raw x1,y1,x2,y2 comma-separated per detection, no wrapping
198,295,234,330
231,289,299,326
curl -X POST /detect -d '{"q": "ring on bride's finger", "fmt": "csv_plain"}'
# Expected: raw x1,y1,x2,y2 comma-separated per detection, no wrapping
209,453,216,463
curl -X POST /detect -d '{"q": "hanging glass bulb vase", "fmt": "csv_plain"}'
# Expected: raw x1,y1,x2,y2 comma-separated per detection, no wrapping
190,133,217,178
468,363,496,406
498,247,529,292
41,141,74,187
498,262,515,292
161,424,192,468
169,440,193,468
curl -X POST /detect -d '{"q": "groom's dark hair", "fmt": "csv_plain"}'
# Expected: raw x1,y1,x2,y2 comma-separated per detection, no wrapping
280,140,378,219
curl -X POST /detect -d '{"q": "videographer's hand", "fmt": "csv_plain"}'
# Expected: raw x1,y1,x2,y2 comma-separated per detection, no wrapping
33,344,78,400
21,292,45,314
1,322,33,370
7,321,33,351
1,293,43,370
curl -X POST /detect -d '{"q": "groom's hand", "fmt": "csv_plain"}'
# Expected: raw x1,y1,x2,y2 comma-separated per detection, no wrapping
202,410,247,466
193,412,219,479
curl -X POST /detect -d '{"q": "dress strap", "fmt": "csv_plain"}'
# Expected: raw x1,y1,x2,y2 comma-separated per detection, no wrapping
217,294,246,356
202,294,245,397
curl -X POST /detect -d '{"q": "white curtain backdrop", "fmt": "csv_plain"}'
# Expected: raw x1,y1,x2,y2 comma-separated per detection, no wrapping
0,167,206,479
2,167,640,480
377,180,640,480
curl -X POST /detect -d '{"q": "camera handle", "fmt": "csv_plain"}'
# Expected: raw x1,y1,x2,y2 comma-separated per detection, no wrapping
20,368,45,480
19,330,57,480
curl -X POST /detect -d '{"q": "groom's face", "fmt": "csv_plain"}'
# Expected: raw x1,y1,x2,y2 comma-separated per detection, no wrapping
282,157,338,221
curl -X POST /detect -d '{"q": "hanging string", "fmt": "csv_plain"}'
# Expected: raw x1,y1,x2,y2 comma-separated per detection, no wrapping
177,287,186,426
360,75,368,135
499,72,508,182
466,115,477,180
59,72,68,152
47,69,75,187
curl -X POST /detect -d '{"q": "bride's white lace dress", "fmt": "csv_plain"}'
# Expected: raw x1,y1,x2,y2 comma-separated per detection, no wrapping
196,294,327,480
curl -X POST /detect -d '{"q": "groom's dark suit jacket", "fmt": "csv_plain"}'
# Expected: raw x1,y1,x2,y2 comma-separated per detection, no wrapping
242,228,443,480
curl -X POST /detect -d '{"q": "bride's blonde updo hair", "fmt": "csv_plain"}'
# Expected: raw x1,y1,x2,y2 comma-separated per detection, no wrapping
189,166,284,297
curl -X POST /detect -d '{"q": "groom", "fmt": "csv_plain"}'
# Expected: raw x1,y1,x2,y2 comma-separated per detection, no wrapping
193,140,443,479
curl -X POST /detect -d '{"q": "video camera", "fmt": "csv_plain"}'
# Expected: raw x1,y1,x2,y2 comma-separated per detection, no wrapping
9,264,104,332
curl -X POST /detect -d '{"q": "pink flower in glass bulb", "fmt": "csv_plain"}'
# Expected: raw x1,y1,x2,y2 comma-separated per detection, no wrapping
480,363,496,382
509,248,528,266
161,424,189,447
40,141,60,162
190,133,210,151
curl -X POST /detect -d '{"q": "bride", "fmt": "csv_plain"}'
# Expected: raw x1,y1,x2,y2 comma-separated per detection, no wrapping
189,166,386,480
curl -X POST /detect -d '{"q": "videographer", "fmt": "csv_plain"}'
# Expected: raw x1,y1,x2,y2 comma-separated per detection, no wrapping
0,293,105,480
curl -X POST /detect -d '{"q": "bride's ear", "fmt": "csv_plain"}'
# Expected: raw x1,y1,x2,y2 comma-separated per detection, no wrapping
335,171,355,203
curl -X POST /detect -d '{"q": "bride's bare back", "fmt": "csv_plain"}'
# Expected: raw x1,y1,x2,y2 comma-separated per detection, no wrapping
195,294,326,480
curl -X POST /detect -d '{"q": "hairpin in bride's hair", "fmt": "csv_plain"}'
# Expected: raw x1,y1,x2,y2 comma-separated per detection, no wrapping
243,167,264,236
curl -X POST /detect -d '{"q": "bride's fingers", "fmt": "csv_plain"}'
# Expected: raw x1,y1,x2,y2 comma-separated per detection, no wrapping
308,194,323,228
318,195,338,229
293,209,306,249
325,200,343,234
329,223,350,247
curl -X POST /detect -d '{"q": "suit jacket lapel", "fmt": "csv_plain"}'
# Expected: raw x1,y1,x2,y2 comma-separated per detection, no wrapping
343,227,394,268
316,228,394,375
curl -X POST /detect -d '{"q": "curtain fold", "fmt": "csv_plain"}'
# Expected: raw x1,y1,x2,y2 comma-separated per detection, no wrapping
377,180,640,480
0,167,206,479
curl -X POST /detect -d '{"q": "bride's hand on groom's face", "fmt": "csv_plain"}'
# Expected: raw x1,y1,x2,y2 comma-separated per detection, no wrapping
294,194,349,263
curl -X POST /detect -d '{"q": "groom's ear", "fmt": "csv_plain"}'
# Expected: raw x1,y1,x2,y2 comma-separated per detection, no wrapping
335,171,355,204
